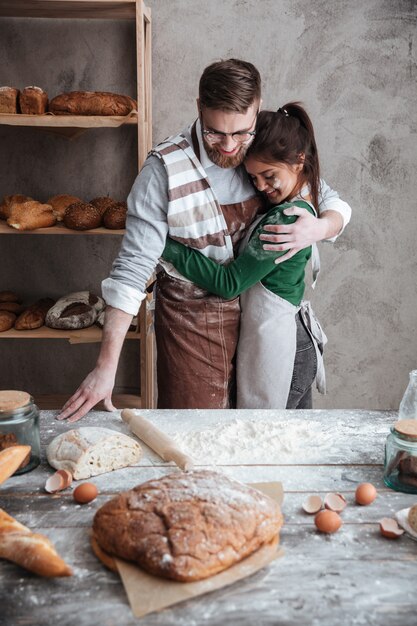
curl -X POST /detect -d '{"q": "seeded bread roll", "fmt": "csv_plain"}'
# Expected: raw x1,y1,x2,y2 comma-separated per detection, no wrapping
47,194,82,221
15,298,55,330
103,202,127,229
0,311,16,332
93,470,283,582
63,202,102,230
49,91,137,116
19,86,48,115
0,195,33,220
90,196,116,217
0,87,19,113
7,201,56,231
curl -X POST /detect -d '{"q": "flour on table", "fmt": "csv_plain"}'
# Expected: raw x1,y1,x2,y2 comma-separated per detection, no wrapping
171,418,333,464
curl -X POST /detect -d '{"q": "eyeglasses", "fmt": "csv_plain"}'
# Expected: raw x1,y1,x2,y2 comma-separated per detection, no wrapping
200,109,258,145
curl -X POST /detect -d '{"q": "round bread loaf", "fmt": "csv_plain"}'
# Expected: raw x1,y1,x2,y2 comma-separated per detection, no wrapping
103,202,127,230
63,202,102,230
14,298,55,330
47,194,82,221
90,196,117,217
0,291,20,303
45,291,105,329
92,469,283,582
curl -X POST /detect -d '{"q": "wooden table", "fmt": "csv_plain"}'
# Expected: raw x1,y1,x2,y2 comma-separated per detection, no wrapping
1,409,416,626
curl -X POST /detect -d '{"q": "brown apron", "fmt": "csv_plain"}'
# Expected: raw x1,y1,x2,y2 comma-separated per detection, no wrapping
155,196,263,409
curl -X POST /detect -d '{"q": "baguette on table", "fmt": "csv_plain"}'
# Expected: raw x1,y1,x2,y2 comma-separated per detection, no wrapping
0,445,31,485
0,509,73,577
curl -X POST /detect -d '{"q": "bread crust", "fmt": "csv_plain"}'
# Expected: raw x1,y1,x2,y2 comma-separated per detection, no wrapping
47,194,82,221
45,291,105,330
0,311,16,332
0,86,19,113
63,202,102,230
103,202,127,229
93,470,283,582
0,195,33,220
7,201,56,230
14,298,55,330
19,86,48,114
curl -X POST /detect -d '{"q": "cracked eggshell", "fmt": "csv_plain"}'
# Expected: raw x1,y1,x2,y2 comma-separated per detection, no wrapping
379,518,404,539
45,468,73,493
302,495,323,514
324,493,347,513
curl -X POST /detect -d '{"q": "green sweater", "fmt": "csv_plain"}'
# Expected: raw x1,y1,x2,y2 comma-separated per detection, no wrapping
162,200,315,306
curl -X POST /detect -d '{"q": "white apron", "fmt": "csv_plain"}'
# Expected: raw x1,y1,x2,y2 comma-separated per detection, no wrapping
235,213,327,409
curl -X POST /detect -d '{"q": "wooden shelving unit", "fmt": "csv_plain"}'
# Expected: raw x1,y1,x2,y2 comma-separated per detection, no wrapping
0,0,155,408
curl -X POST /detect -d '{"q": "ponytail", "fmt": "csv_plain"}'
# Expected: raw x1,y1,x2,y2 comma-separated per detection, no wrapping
247,102,320,210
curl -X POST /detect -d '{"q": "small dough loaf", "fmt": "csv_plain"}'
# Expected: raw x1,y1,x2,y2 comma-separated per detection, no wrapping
46,427,142,479
47,194,83,222
63,202,102,230
103,202,127,230
92,470,283,581
45,291,105,330
0,195,33,220
14,298,55,330
0,87,19,113
7,201,56,230
19,86,48,114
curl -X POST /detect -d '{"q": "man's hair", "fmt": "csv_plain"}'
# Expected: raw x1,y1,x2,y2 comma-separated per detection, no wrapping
199,58,261,113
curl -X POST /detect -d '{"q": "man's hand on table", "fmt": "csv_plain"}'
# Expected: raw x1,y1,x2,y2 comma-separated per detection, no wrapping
259,207,343,264
56,365,116,423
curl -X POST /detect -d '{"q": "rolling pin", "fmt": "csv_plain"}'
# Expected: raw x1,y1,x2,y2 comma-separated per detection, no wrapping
121,409,194,471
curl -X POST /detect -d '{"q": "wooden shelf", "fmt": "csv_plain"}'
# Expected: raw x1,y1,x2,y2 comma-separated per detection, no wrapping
0,113,137,129
0,326,140,344
0,1,151,20
35,393,141,410
0,221,125,235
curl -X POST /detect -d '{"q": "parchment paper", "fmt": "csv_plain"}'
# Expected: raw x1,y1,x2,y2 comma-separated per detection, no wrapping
115,481,284,618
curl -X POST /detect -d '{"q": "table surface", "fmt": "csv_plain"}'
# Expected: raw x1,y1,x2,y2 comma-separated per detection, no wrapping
1,409,416,626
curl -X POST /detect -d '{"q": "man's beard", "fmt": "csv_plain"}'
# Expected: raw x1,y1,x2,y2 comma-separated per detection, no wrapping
204,140,249,169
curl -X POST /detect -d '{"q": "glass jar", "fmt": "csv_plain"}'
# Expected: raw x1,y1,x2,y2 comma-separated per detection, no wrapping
384,419,417,494
0,390,41,475
398,370,417,420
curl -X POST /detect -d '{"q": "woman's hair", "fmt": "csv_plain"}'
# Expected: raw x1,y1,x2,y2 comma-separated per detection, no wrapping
199,58,261,113
247,103,320,209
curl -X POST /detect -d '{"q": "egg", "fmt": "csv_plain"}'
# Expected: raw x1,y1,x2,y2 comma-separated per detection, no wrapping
73,482,98,504
314,510,343,534
355,482,377,506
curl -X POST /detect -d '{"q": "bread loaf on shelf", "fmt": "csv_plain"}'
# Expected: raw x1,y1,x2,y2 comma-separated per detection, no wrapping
92,470,283,582
90,196,117,217
47,194,82,222
0,311,16,332
0,509,73,577
0,87,19,113
0,291,20,303
7,200,56,230
0,301,22,314
14,298,55,330
103,202,127,230
46,427,142,479
63,201,102,230
0,194,33,220
45,291,105,330
49,90,137,116
19,86,48,114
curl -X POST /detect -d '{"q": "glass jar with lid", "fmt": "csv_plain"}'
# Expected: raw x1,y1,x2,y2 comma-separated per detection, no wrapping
0,390,40,475
384,419,417,494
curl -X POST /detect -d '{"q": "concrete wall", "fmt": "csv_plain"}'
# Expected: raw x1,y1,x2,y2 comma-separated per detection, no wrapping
1,1,416,409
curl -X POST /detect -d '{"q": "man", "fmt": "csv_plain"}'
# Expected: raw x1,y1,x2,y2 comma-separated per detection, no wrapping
58,59,351,421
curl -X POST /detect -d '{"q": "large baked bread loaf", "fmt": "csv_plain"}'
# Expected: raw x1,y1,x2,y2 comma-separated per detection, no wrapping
92,470,283,582
7,200,56,230
19,86,48,114
49,91,137,116
46,427,142,479
45,291,105,329
14,298,55,330
0,87,19,113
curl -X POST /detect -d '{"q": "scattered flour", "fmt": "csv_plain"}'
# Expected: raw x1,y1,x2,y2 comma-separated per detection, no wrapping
171,418,334,464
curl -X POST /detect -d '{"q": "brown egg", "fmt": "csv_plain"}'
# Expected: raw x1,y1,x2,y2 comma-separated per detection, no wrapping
355,482,377,506
314,510,343,534
73,482,98,504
